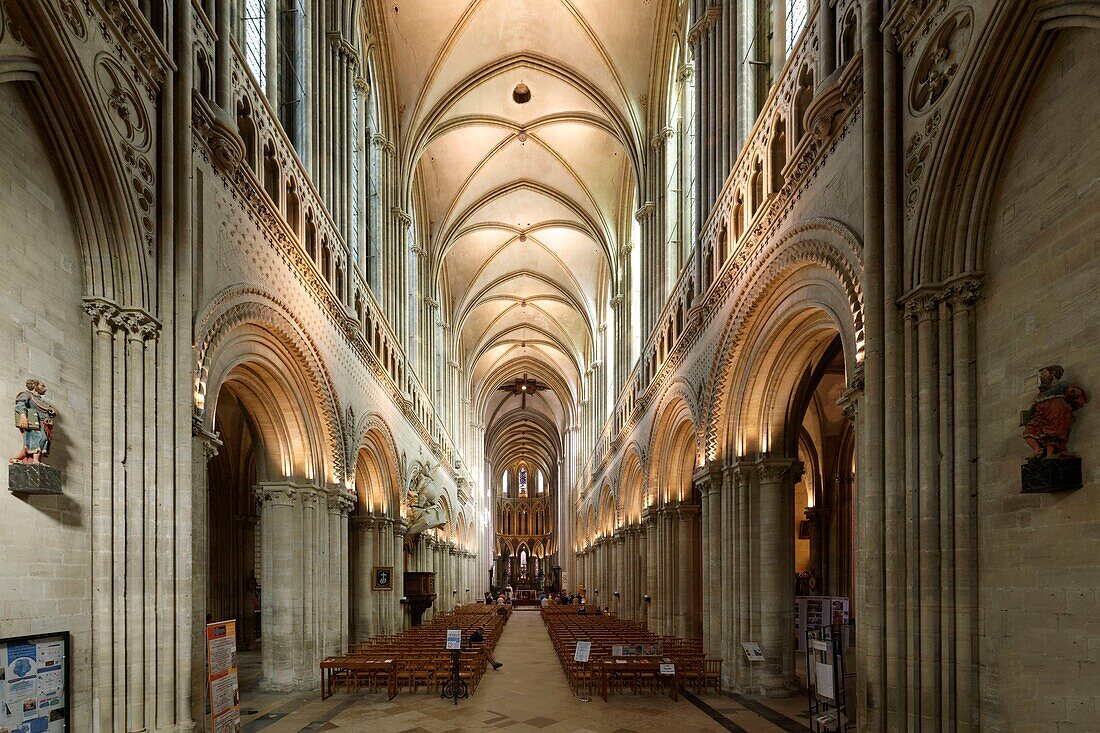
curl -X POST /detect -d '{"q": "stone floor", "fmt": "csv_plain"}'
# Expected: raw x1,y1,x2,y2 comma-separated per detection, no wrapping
240,609,812,733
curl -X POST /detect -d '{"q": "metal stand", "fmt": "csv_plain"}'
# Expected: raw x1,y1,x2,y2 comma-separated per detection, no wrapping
578,661,591,703
440,649,468,705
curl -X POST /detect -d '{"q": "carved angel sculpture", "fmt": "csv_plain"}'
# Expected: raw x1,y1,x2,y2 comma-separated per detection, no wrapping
405,460,446,537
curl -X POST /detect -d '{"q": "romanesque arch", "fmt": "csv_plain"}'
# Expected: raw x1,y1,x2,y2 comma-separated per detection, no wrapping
616,444,647,525
704,219,863,461
352,417,402,518
196,288,345,483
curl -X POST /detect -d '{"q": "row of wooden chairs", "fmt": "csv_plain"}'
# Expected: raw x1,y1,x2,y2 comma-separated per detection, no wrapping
542,607,722,696
327,605,506,697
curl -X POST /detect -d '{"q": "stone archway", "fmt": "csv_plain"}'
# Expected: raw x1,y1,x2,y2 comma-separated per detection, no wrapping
351,423,403,640
200,316,351,692
647,398,703,641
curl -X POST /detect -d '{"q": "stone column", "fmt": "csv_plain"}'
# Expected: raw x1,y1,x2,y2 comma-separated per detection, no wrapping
661,507,675,635
757,460,802,692
644,512,657,632
700,484,713,647
448,546,458,611
393,520,407,631
816,0,837,87
677,504,700,639
255,482,317,689
328,492,353,655
353,515,376,641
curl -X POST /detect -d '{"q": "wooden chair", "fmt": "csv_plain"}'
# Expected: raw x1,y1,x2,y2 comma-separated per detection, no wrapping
703,658,722,694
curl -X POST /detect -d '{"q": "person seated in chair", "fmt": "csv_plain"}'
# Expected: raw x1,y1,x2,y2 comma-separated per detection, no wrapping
469,627,502,670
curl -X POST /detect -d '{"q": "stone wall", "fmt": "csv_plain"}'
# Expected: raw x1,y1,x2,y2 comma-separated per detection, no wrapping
0,83,93,729
977,28,1100,732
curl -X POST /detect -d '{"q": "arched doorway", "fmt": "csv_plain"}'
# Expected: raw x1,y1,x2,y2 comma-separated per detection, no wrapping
720,295,860,694
200,320,343,691
648,399,703,640
351,426,402,640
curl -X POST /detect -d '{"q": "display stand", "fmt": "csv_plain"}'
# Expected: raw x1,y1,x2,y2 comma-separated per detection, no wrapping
574,641,592,702
805,623,854,732
440,649,468,704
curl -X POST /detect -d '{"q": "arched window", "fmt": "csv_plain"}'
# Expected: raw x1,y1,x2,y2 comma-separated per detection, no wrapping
750,158,764,214
770,118,786,192
285,179,301,236
537,470,544,495
840,11,859,66
502,470,510,496
236,99,257,172
263,143,280,204
242,0,266,87
793,65,814,142
518,467,528,497
786,0,810,55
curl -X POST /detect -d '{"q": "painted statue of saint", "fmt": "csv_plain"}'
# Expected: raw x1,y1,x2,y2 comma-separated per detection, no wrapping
1023,365,1088,459
11,379,57,464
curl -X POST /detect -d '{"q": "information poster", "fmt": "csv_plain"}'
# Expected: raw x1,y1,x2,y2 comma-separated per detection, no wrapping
742,642,765,662
206,621,240,733
573,641,591,663
0,632,69,733
446,630,462,651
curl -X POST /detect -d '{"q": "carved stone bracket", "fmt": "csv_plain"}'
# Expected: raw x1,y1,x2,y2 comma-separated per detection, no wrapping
687,5,722,47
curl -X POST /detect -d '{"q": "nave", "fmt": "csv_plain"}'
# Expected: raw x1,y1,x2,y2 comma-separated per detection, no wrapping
236,610,810,733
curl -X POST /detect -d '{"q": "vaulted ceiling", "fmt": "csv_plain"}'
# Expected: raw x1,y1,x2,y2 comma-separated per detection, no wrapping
377,0,669,484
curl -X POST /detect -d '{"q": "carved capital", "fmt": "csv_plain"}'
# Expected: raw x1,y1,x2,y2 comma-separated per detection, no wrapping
757,459,803,485
392,207,412,228
902,289,940,322
371,133,394,153
82,297,121,334
328,491,356,516
942,275,982,308
118,308,160,343
254,482,305,507
634,201,656,222
650,127,675,150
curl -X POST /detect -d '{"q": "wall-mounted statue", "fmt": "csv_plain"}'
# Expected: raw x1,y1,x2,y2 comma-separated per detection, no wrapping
1021,365,1088,493
10,379,57,465
404,460,446,537
1023,365,1088,459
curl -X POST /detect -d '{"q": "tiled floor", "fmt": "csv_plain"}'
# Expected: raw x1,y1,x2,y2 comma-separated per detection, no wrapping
240,610,811,733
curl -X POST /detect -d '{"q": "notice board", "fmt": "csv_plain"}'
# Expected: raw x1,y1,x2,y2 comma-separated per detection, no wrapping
0,631,70,732
206,621,240,733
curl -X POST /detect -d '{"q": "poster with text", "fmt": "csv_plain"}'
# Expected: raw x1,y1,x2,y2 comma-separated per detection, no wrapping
206,621,240,733
0,632,69,733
